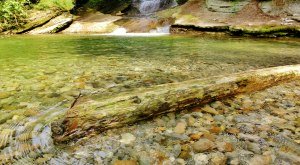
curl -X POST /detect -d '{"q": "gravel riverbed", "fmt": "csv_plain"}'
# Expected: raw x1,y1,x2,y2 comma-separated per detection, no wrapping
44,80,300,165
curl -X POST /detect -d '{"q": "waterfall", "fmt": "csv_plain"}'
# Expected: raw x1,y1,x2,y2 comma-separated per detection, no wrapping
134,0,177,15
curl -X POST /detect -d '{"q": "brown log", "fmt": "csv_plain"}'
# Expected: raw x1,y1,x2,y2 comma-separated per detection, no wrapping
52,65,300,143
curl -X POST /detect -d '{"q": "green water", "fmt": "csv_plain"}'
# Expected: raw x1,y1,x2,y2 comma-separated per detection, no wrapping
1,35,300,111
0,35,299,163
0,35,300,111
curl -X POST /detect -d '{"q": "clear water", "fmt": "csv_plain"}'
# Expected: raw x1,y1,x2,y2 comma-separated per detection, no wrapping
0,34,299,163
0,35,299,110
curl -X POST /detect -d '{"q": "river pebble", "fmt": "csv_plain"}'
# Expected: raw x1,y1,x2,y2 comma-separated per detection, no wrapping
1,76,300,164
41,80,300,165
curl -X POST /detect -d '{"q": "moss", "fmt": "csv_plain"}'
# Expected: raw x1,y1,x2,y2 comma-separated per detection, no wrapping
156,6,181,19
34,0,74,11
172,23,300,37
13,10,61,34
229,25,300,37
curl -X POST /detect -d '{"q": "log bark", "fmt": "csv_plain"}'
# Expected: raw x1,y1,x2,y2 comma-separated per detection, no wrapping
52,65,300,143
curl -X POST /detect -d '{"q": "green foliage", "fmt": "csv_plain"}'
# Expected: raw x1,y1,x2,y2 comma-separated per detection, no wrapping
35,0,74,11
87,0,103,6
0,0,29,28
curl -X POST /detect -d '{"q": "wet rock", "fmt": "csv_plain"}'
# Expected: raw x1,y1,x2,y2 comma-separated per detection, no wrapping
36,157,50,164
216,142,234,152
225,128,240,135
229,158,239,165
179,144,192,160
247,155,272,165
0,92,10,99
94,151,107,159
119,133,136,145
176,158,185,165
187,116,196,126
294,117,300,127
246,142,261,154
190,132,204,141
138,155,152,165
155,126,166,133
161,159,174,165
191,112,204,118
276,151,300,164
174,122,187,134
209,126,223,134
113,160,138,165
193,153,209,165
203,133,216,142
74,150,90,159
62,12,121,34
270,107,287,117
210,152,227,165
238,123,255,134
206,0,250,13
202,105,219,115
155,118,165,126
213,115,225,122
164,133,189,141
13,10,61,34
172,144,182,157
29,13,73,34
210,101,224,109
238,133,261,142
193,139,215,153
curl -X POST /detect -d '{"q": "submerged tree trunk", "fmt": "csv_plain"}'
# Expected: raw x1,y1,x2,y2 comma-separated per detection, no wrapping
52,65,300,143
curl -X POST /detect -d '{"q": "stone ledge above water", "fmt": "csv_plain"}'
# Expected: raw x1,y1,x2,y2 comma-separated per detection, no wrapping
170,23,300,37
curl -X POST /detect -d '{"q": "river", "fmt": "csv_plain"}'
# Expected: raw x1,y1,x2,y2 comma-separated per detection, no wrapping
0,34,299,164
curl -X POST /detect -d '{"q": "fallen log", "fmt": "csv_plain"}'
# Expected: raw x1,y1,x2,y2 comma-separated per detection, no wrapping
52,65,300,143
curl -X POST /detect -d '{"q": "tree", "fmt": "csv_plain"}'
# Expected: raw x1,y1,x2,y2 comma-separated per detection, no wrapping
0,0,29,28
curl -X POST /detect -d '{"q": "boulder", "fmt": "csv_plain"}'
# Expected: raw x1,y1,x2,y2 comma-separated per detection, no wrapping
29,13,73,34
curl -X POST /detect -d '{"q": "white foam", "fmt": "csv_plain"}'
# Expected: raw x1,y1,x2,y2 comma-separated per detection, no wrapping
100,26,170,37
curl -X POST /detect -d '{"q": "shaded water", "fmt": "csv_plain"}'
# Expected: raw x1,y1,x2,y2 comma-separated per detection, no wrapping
0,34,300,164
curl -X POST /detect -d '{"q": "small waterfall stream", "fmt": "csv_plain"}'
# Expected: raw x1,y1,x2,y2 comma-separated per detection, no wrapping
106,0,177,35
133,0,177,15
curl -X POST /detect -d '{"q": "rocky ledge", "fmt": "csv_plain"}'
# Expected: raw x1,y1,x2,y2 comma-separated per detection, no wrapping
171,24,300,37
1,0,300,37
160,0,300,37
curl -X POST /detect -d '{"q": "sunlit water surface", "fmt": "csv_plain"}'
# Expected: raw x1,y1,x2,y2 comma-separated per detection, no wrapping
0,35,299,164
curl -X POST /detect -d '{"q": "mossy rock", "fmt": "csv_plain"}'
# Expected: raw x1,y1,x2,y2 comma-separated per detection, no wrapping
229,25,300,37
12,10,62,34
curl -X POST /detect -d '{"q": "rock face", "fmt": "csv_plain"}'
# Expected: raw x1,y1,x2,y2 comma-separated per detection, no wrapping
158,0,300,37
29,13,73,34
13,10,61,34
206,0,251,13
119,133,136,145
51,64,300,143
62,12,121,33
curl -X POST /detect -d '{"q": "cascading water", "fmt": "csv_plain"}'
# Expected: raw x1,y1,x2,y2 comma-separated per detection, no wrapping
105,0,177,35
133,0,177,15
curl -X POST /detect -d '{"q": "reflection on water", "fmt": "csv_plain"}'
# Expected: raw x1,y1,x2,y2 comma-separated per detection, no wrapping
0,34,299,164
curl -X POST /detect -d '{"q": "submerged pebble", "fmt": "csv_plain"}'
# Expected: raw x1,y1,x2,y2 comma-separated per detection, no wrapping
0,36,300,164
